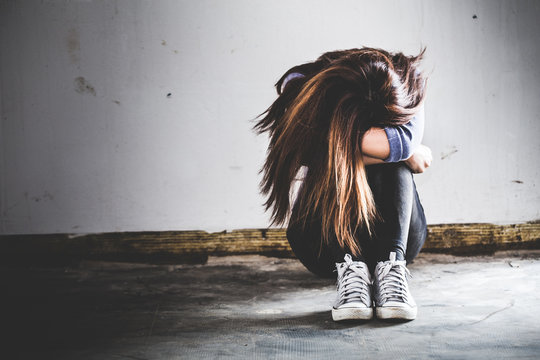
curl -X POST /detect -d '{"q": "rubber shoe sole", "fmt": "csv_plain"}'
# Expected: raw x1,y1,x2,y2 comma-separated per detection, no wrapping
332,307,374,321
376,306,417,320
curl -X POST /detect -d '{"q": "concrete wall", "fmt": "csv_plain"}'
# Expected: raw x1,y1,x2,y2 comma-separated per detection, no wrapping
1,0,539,235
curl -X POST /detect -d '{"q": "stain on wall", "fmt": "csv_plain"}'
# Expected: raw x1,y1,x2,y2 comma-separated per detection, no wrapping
441,146,459,160
66,28,80,65
74,76,96,96
30,191,54,203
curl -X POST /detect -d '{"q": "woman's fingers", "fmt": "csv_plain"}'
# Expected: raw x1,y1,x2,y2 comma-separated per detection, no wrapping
405,145,432,173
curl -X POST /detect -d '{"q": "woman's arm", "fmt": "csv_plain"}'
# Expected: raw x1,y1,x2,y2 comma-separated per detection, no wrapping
361,105,425,161
363,143,433,171
360,127,391,160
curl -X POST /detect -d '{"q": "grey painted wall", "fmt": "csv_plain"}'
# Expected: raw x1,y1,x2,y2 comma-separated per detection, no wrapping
1,0,539,235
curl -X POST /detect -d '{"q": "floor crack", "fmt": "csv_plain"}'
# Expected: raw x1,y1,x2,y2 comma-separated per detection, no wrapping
469,300,515,325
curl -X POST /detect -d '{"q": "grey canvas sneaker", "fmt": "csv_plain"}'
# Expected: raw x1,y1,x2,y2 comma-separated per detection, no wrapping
374,251,417,320
332,254,373,321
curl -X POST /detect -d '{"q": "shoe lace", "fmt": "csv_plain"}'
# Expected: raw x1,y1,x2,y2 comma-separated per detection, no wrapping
377,258,412,303
336,254,372,306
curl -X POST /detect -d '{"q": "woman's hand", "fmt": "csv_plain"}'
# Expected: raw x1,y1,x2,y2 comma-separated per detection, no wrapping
404,144,432,173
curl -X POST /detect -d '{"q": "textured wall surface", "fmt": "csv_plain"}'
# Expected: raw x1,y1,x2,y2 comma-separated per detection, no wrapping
1,0,539,234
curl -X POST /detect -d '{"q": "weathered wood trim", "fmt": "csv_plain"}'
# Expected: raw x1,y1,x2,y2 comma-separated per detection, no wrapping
1,222,539,265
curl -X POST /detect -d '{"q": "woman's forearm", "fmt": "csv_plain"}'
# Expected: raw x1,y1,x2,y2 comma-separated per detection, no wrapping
361,127,390,160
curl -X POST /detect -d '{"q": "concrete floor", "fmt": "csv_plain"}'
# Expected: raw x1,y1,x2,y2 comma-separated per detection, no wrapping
3,251,540,359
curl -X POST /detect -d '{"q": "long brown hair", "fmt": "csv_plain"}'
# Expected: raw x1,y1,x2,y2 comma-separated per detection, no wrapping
253,47,427,256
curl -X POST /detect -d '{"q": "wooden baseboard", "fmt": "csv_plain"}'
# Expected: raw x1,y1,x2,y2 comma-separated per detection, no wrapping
1,222,539,265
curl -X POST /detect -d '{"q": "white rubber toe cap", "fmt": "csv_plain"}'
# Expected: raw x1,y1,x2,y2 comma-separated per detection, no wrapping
332,304,374,321
376,305,417,320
